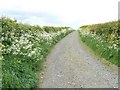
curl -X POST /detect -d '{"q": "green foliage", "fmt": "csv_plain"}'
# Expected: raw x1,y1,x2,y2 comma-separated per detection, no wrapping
1,17,73,88
0,60,1,87
79,21,119,66
2,55,38,88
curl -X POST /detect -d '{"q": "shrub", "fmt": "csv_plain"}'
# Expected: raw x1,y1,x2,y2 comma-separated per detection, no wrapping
1,17,73,88
79,21,119,66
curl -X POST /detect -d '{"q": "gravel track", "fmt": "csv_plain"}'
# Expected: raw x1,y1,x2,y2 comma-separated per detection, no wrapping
39,31,118,88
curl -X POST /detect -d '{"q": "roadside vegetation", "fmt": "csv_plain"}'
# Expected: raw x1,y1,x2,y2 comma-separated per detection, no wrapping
79,21,119,66
0,17,73,88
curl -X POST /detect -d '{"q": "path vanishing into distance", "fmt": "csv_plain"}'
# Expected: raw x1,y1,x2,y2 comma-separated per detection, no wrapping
39,31,118,88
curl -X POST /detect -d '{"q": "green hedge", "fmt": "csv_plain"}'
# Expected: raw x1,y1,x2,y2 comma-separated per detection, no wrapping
79,21,119,66
0,17,73,88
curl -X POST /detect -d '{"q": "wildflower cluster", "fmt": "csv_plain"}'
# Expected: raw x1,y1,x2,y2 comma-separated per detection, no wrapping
79,21,119,66
0,17,73,88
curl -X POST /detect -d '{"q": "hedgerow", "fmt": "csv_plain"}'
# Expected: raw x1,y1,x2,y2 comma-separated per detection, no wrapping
79,21,119,66
0,17,73,88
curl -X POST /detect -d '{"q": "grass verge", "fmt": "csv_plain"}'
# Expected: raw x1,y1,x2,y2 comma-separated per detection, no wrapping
78,31,118,67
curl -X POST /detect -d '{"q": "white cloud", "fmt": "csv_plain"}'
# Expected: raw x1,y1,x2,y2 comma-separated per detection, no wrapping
0,0,119,29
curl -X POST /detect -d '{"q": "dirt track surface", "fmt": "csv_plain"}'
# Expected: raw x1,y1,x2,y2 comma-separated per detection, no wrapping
39,31,118,88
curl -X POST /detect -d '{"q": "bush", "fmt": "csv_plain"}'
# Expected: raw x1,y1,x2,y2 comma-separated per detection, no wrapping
1,17,73,88
79,21,119,66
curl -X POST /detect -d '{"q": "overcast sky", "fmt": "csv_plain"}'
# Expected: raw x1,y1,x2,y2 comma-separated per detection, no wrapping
0,0,119,29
